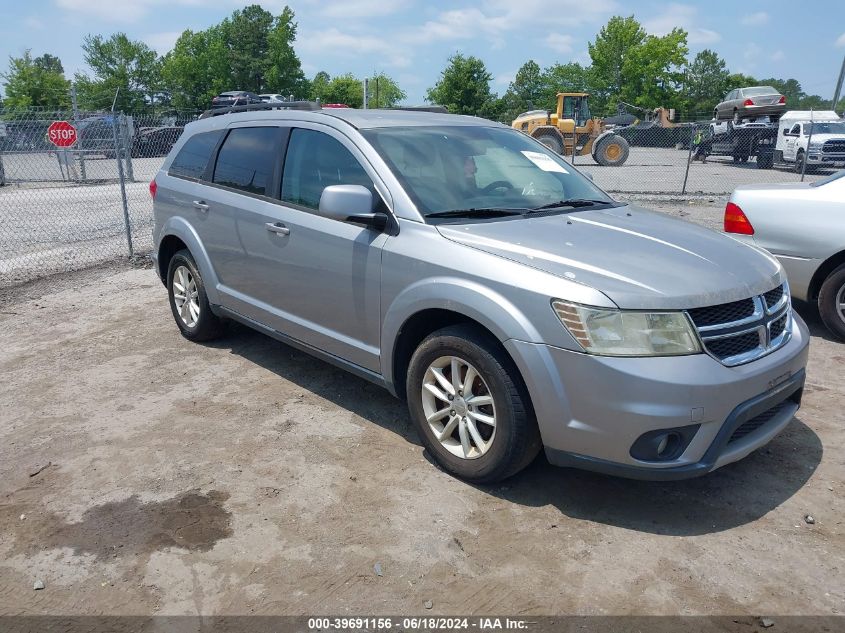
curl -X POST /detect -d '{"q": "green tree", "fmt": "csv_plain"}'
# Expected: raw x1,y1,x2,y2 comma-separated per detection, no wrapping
264,6,308,97
587,15,646,113
621,27,688,110
426,54,494,115
540,62,588,106
500,60,544,121
322,73,364,107
683,49,730,115
161,26,230,110
367,72,406,108
75,33,160,111
1,50,70,108
309,71,331,102
224,4,274,92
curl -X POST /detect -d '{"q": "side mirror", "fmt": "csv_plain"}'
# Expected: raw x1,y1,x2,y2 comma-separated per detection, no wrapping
782,129,789,136
319,184,386,230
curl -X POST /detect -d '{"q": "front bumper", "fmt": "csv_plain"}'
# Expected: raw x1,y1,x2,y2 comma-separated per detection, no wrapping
504,313,810,480
807,152,845,166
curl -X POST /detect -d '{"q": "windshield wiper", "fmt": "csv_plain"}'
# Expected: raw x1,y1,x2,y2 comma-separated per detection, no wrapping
526,199,609,213
426,208,526,219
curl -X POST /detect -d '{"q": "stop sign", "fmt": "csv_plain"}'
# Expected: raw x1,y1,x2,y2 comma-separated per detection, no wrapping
48,121,77,148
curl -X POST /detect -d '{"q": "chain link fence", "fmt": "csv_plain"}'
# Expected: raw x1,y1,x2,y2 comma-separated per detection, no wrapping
1,106,842,287
0,107,199,286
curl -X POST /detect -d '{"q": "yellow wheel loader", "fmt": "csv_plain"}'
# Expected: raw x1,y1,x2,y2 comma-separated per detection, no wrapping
511,93,630,166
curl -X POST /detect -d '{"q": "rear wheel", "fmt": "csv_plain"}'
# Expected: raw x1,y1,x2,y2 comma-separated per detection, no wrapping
594,135,630,166
406,325,541,483
818,264,845,341
167,249,224,342
534,132,563,154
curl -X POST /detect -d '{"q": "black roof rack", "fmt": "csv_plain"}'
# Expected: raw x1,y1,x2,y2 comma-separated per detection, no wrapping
387,106,449,114
199,101,321,119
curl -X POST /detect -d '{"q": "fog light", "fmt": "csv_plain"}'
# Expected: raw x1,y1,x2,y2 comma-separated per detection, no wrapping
630,425,700,462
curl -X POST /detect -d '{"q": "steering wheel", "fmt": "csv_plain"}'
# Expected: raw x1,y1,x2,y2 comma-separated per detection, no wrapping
480,180,514,194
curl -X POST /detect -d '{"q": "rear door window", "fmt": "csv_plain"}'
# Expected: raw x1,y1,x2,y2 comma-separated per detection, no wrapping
169,130,223,180
212,126,284,197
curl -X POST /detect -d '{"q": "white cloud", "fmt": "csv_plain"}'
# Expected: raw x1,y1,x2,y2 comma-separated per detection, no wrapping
318,0,412,18
836,32,845,48
24,16,44,29
55,0,237,23
495,71,516,87
145,31,182,54
298,28,410,68
545,33,574,54
643,3,721,45
771,50,785,62
741,12,769,26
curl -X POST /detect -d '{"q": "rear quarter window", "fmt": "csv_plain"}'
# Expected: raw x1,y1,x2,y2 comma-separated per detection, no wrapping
212,126,284,197
169,130,223,180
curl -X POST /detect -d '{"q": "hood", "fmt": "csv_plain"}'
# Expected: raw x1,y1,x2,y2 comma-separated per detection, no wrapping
436,205,783,310
807,133,845,143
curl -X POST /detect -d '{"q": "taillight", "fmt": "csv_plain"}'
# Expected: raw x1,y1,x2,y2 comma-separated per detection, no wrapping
149,178,157,200
743,98,755,106
778,95,786,104
724,201,754,235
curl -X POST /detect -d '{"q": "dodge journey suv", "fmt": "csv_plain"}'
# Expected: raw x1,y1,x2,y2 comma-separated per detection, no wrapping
151,105,810,483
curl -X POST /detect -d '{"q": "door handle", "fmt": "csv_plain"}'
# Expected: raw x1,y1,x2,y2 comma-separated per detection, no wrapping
265,222,290,236
192,200,209,212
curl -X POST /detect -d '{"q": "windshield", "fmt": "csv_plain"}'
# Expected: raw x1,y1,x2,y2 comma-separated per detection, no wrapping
361,125,614,218
743,86,778,97
808,122,845,135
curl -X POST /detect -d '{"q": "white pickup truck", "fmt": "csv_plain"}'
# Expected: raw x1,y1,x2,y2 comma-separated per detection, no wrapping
775,110,845,172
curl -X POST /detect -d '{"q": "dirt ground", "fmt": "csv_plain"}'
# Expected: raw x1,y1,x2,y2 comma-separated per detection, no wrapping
1,205,844,617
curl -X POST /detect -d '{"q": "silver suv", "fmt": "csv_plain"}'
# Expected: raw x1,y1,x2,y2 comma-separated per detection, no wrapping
151,106,810,483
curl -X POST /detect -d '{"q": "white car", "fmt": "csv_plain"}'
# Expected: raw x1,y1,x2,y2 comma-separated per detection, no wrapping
725,170,845,340
259,93,286,103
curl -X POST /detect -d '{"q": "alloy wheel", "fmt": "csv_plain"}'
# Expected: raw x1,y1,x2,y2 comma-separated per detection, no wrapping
421,355,497,459
172,265,200,328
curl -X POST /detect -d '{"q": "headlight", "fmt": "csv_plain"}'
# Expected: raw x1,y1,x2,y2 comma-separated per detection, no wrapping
552,300,701,357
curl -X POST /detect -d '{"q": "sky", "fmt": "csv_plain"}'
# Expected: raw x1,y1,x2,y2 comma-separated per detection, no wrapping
1,0,844,105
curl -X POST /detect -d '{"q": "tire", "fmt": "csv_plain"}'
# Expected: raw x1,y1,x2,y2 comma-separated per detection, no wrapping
594,135,630,166
795,150,805,173
167,249,225,342
534,132,563,154
818,264,845,342
406,324,541,483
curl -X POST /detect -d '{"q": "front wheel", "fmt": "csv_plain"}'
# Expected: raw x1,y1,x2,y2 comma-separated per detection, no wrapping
795,150,806,173
534,132,563,154
406,325,541,483
818,264,845,341
594,135,629,166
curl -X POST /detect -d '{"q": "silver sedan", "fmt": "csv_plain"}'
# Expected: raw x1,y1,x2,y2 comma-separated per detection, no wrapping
725,170,845,340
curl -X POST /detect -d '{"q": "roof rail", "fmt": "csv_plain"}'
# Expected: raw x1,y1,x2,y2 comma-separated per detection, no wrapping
199,101,321,119
387,106,449,114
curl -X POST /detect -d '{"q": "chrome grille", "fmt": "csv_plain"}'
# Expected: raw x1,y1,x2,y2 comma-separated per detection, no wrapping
823,140,845,153
687,283,791,367
688,298,755,328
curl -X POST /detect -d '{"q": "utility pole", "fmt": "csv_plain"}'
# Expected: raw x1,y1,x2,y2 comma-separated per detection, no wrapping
832,53,845,113
362,77,369,109
70,83,87,181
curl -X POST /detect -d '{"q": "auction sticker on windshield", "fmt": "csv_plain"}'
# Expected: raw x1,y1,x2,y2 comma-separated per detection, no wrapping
521,150,568,173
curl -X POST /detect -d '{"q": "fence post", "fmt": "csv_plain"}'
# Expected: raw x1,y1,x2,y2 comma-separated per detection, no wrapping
800,109,814,182
70,84,87,181
0,151,5,187
681,124,694,195
111,114,134,257
121,114,135,182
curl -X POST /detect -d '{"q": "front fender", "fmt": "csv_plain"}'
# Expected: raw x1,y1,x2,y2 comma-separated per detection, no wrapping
157,216,221,306
381,277,544,393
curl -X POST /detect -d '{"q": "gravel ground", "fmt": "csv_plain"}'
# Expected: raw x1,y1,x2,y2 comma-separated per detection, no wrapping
0,204,843,618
